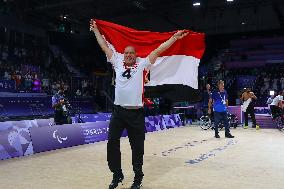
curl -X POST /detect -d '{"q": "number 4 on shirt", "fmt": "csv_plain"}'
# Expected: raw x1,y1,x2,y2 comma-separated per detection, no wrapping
122,69,131,79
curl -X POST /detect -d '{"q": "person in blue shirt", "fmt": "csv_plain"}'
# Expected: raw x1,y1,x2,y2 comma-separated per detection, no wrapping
208,80,234,138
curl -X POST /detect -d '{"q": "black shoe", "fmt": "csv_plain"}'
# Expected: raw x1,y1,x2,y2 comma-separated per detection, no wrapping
215,134,220,138
130,181,142,189
225,133,235,138
109,173,124,189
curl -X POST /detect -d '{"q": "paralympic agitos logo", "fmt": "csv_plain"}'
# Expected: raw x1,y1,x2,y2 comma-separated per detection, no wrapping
52,130,68,143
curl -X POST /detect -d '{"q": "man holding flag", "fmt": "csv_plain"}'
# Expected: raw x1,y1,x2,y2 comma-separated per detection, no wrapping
90,19,189,189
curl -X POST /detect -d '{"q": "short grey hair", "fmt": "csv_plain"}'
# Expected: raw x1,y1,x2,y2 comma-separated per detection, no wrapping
217,80,224,86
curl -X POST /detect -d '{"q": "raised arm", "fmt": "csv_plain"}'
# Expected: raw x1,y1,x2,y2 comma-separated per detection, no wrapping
148,30,188,64
90,19,113,60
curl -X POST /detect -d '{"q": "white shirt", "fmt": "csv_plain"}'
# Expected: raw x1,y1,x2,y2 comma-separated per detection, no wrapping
271,95,283,106
110,52,151,107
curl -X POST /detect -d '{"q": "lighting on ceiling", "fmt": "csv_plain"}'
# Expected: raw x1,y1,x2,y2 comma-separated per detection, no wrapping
193,2,201,6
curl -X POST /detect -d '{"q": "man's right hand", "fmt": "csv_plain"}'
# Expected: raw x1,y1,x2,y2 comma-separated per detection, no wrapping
90,19,98,32
89,19,113,59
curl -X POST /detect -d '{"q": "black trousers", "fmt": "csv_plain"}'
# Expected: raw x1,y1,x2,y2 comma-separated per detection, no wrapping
244,103,257,127
54,109,68,125
107,105,145,179
214,112,230,135
270,105,282,119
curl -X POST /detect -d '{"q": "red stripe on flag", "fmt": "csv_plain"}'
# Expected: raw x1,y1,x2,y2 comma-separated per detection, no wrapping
95,19,205,59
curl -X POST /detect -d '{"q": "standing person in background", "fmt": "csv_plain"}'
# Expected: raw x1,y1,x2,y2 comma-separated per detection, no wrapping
202,84,212,115
208,80,234,138
52,88,69,125
241,88,259,130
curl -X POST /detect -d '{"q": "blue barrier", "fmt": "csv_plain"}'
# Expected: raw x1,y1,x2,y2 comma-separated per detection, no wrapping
0,114,182,160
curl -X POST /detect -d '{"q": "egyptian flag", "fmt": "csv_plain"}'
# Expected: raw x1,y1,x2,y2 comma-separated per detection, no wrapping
95,19,205,102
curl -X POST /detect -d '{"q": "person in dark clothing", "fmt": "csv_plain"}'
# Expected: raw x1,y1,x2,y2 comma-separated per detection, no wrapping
241,88,259,129
202,83,212,115
52,88,69,125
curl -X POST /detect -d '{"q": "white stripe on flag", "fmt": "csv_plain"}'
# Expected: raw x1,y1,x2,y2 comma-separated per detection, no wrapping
145,55,200,89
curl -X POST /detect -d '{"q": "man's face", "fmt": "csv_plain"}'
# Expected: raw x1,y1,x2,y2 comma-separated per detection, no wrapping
206,84,210,91
124,46,137,66
218,83,224,91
